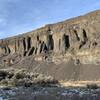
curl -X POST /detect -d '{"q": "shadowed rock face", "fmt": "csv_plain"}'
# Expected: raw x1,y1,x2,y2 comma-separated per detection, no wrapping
0,10,100,65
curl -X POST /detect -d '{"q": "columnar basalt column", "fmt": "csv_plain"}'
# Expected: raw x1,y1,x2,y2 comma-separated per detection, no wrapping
53,33,61,53
18,38,25,56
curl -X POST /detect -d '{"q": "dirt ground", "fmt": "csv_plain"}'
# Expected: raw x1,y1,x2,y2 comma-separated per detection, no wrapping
5,56,100,82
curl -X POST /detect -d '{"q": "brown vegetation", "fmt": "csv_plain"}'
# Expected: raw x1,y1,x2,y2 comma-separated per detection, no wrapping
0,70,58,87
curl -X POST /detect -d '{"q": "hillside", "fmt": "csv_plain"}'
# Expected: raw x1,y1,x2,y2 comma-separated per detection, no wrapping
0,10,100,82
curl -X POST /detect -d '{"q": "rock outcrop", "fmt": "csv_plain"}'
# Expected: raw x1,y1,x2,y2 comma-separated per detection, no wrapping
0,10,100,65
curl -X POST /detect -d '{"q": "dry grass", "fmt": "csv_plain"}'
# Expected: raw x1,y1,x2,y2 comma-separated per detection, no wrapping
60,81,100,88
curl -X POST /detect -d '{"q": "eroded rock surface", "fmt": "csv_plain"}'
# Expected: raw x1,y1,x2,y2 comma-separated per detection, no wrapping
0,10,100,81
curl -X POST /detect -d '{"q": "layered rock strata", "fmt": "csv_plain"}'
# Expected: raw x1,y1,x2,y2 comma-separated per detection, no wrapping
0,10,100,65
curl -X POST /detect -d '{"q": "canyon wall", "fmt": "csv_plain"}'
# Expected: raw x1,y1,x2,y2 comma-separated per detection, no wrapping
0,10,100,65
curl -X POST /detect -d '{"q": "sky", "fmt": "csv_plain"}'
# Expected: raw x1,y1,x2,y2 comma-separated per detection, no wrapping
0,0,100,39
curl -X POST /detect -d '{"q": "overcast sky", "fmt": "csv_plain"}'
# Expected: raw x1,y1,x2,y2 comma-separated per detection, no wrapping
0,0,100,39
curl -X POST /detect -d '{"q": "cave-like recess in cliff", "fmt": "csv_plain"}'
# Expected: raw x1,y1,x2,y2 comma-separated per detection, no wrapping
27,37,31,50
47,34,54,51
83,29,88,41
63,34,70,49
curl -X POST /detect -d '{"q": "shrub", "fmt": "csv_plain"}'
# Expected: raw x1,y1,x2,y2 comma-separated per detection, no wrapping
0,79,8,86
13,70,30,79
7,72,14,79
0,70,9,80
86,84,98,89
0,69,58,87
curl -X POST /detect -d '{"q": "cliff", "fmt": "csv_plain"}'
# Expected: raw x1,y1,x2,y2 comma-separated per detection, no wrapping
0,10,100,81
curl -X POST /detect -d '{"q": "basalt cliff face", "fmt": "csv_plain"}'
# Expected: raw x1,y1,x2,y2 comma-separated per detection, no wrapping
0,10,100,81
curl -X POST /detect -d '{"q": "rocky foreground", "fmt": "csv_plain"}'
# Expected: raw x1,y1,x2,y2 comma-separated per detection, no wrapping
0,86,100,100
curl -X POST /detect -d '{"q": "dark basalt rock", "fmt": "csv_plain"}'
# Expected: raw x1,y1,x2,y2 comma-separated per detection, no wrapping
0,10,100,58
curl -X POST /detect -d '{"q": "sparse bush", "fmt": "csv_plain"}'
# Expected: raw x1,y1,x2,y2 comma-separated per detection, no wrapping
0,79,8,86
13,70,27,79
0,69,58,87
31,72,39,78
0,70,9,80
7,72,14,79
31,73,58,86
86,84,98,89
14,73,25,79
